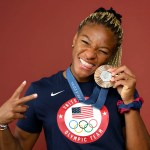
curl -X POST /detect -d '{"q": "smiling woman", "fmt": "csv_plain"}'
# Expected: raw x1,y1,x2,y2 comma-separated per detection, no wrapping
0,5,150,150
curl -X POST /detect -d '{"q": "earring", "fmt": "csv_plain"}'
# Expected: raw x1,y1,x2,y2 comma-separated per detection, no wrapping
72,44,74,48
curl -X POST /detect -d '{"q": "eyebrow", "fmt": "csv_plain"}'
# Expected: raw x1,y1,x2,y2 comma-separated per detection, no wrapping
81,35,92,42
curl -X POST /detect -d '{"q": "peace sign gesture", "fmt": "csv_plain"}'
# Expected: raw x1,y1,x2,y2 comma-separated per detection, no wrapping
0,81,38,125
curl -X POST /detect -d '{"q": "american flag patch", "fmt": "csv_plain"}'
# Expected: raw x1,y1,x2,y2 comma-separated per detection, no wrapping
72,105,93,119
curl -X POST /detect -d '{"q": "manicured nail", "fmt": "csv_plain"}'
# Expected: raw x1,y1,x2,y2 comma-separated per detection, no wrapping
111,77,115,81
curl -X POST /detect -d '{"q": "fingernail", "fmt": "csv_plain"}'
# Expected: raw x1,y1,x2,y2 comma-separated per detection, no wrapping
33,93,38,98
111,77,115,81
22,81,26,85
108,68,112,72
111,72,115,76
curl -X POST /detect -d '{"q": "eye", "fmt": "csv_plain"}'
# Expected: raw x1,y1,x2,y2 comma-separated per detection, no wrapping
81,40,89,45
98,49,109,55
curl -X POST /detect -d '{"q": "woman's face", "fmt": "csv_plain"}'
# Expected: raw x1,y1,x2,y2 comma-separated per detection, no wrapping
71,23,117,82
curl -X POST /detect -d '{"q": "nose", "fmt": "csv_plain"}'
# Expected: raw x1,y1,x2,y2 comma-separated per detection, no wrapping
85,49,97,60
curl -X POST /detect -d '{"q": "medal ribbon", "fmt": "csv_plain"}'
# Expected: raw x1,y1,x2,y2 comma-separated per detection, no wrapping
66,67,109,109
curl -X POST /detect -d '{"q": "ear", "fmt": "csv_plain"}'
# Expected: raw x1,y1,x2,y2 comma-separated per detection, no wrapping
72,33,78,46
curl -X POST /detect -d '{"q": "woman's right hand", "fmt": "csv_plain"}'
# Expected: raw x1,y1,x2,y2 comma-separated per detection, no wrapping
0,81,38,125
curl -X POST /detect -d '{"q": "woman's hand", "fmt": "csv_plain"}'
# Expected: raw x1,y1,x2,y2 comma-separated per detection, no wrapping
0,81,38,125
109,65,136,104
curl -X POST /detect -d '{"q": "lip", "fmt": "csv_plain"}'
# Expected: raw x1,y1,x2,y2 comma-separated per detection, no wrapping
79,58,95,70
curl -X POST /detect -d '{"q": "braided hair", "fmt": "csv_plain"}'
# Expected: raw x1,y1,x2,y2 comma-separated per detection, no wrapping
78,7,123,67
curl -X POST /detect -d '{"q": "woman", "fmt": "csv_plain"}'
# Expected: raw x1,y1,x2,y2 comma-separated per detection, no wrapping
0,7,150,150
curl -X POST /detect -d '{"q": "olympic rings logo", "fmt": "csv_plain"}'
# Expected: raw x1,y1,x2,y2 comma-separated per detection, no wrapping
69,119,98,133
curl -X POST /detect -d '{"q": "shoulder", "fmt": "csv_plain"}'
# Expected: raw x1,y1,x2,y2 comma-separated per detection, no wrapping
32,70,64,89
25,70,65,95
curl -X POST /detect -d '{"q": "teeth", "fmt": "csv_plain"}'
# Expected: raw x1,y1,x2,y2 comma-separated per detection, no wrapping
80,59,93,68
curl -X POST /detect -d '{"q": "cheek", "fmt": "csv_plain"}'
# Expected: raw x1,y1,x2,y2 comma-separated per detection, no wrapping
97,54,111,65
72,48,80,61
72,46,84,57
72,48,78,57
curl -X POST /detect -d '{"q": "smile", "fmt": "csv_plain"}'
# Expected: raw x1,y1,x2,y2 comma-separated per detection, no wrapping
80,58,94,69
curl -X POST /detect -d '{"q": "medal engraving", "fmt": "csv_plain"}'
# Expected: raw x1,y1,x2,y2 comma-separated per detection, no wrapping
100,71,112,82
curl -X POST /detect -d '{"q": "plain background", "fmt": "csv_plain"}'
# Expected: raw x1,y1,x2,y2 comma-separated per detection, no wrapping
0,0,150,149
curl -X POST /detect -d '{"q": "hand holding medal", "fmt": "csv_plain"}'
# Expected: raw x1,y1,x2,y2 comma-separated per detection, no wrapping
108,65,136,104
95,65,136,104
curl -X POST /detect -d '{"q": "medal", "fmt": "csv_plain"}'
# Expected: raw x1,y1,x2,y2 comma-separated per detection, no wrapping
94,65,113,88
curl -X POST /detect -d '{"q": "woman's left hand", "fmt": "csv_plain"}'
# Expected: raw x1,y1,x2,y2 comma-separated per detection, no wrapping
109,65,136,104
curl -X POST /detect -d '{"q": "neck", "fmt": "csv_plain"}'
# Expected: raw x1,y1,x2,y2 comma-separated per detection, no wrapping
74,75,94,82
63,69,94,83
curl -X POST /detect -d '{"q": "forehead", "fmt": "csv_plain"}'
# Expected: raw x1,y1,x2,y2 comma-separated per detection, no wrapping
78,23,114,38
77,23,116,48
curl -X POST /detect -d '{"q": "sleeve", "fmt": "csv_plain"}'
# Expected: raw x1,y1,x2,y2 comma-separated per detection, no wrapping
16,83,42,133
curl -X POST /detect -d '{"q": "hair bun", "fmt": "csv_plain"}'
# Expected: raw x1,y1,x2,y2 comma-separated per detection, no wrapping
94,7,122,23
94,7,106,13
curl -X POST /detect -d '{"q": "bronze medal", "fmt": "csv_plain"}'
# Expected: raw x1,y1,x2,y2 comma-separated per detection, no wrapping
94,65,113,88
